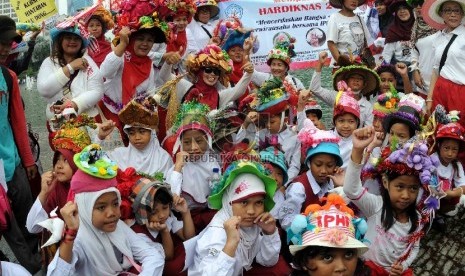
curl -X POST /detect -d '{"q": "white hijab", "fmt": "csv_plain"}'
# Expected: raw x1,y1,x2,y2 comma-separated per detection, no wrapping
74,187,133,276
109,129,173,175
208,179,263,271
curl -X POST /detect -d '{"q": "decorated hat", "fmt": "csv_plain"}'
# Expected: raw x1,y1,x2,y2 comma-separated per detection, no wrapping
298,119,343,166
333,65,381,97
50,25,89,48
86,6,115,31
194,0,220,19
171,101,213,155
333,81,361,121
118,97,159,129
243,77,298,116
383,93,424,133
422,0,465,29
131,178,172,225
372,84,401,119
287,194,368,256
213,17,253,52
208,160,277,211
267,32,296,66
158,0,197,22
52,114,95,153
329,0,366,9
398,93,425,114
304,100,323,120
113,0,169,44
434,109,465,148
185,44,233,87
260,147,289,185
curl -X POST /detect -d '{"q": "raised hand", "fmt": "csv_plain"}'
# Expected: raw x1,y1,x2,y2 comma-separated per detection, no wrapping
173,194,189,214
352,126,376,150
395,62,408,76
254,212,276,235
243,35,257,55
174,151,189,172
60,201,79,231
328,168,346,187
241,58,254,74
224,216,241,244
147,221,168,232
119,26,131,45
97,120,116,140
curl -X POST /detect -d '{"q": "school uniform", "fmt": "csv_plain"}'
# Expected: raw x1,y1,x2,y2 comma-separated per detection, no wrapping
331,129,353,169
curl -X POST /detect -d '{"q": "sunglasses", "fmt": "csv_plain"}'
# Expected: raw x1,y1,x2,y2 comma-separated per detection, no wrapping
203,67,221,76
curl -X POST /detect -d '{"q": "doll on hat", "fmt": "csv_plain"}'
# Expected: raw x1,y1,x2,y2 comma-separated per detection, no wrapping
46,144,165,275
237,77,301,183
310,51,380,128
279,119,345,231
287,194,370,276
347,127,440,276
186,160,291,274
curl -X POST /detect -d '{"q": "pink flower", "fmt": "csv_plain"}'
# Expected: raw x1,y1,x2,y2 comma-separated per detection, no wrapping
321,228,348,246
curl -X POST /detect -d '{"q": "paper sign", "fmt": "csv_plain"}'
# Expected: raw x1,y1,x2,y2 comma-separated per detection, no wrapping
10,0,58,24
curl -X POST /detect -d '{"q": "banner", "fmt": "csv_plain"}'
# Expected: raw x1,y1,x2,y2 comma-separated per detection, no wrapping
218,0,371,71
11,0,58,23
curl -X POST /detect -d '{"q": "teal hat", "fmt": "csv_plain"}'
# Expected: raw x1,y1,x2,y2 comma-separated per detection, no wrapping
260,147,288,184
305,142,343,167
50,26,89,48
208,161,276,211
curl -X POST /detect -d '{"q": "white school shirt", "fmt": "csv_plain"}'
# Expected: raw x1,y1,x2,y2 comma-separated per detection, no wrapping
270,190,285,220
343,160,420,273
432,25,465,85
411,32,441,95
327,12,373,66
382,40,413,64
187,225,280,275
331,129,353,169
431,152,465,187
1,262,31,276
309,71,373,127
99,52,160,114
279,171,334,230
131,213,183,251
251,70,305,91
187,19,218,53
26,198,49,234
46,222,164,276
37,55,103,120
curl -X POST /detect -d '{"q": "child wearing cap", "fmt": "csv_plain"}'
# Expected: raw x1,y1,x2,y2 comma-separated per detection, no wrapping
297,99,325,131
128,179,195,275
85,5,114,68
287,194,369,276
280,119,344,230
97,98,173,176
186,160,290,275
47,144,165,275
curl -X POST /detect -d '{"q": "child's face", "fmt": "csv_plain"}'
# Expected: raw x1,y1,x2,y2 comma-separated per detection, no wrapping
228,45,244,63
372,116,384,133
438,139,460,165
335,113,358,138
304,248,358,276
87,18,103,38
148,202,171,225
92,192,121,232
306,112,320,126
127,127,152,150
173,15,188,32
379,72,396,94
267,114,284,134
343,0,359,10
346,74,365,93
231,195,265,228
54,153,74,183
270,163,285,188
181,129,209,156
383,175,420,213
388,123,410,144
309,154,337,184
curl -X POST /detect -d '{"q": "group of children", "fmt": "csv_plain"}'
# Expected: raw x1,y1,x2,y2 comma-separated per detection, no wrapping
1,0,465,275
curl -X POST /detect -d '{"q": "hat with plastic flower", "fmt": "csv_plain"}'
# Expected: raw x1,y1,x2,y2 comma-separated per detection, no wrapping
158,0,197,22
208,160,277,211
329,0,366,9
170,101,214,155
422,0,465,30
304,100,323,120
332,65,381,97
383,93,424,133
372,84,401,119
260,146,289,185
287,194,368,256
52,114,95,154
243,77,298,116
267,32,296,66
213,16,254,53
298,119,343,167
194,0,219,19
113,0,169,44
333,81,361,122
118,96,159,130
85,5,115,32
185,44,233,87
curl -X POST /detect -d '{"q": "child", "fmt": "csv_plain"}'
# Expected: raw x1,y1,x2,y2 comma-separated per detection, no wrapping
85,5,114,67
372,86,401,133
165,101,221,231
98,98,173,176
129,178,195,275
310,51,379,127
345,127,440,275
376,63,413,96
280,119,344,230
287,194,369,276
187,160,290,274
238,77,301,183
260,146,288,220
296,98,325,131
47,144,165,275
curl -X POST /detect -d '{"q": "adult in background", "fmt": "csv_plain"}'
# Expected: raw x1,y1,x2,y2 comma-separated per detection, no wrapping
376,0,394,37
187,0,220,53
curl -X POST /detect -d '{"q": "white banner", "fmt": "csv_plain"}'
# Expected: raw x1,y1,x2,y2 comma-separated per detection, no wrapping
218,0,372,71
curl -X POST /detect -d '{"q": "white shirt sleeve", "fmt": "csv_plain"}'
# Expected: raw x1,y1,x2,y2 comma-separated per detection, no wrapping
454,162,465,186
166,169,183,196
254,230,280,267
218,72,252,108
37,58,70,99
327,13,338,43
100,51,124,80
296,111,306,132
381,42,396,64
309,71,336,107
0,261,32,276
279,182,306,230
251,70,270,86
26,198,49,234
71,60,104,115
286,140,301,183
